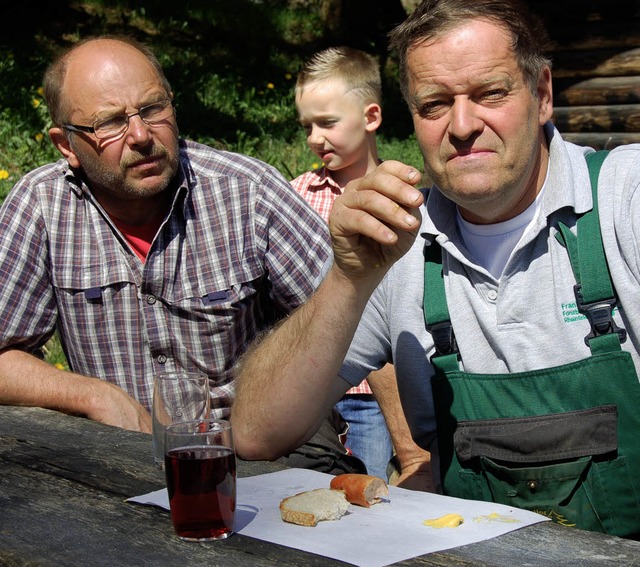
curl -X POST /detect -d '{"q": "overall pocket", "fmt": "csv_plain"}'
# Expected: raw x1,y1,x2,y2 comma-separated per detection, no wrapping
454,406,620,532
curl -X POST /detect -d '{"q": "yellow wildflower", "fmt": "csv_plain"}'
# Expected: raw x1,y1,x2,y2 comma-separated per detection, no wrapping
32,98,41,108
35,133,44,142
37,86,44,96
0,170,9,180
312,162,320,170
285,73,292,80
54,363,65,370
266,83,275,89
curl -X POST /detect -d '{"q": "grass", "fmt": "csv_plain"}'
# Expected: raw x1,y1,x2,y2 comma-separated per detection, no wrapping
41,333,70,369
0,1,423,368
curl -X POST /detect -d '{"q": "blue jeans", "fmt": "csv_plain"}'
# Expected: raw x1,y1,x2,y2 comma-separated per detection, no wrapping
335,394,394,480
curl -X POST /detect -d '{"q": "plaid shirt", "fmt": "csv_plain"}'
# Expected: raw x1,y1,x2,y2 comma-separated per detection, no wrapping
290,167,341,223
291,167,372,396
0,140,331,415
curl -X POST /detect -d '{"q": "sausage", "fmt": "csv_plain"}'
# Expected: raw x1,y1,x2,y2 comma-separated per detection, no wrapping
329,473,389,508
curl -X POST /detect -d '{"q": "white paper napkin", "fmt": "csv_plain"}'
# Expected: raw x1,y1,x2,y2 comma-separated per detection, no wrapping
128,468,549,567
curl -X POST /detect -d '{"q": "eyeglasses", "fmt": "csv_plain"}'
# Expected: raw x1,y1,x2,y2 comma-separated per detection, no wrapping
62,98,174,140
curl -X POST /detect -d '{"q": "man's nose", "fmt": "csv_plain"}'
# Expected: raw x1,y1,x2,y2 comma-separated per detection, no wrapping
126,114,154,144
448,98,483,141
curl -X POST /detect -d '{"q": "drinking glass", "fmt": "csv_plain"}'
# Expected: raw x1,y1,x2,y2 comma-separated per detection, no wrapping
152,372,211,466
164,419,236,541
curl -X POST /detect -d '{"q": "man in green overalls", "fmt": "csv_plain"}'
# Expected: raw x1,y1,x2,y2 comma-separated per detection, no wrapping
232,0,640,539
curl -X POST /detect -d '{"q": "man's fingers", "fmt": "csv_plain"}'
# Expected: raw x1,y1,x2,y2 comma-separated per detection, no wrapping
328,160,424,279
371,159,422,185
334,182,421,244
344,161,423,208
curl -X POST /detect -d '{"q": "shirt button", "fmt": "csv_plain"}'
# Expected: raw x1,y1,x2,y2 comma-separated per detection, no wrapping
157,354,167,364
527,480,537,493
147,295,157,305
487,290,498,301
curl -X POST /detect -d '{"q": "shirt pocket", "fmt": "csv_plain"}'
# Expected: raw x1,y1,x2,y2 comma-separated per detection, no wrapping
155,272,279,381
51,260,141,345
51,259,137,310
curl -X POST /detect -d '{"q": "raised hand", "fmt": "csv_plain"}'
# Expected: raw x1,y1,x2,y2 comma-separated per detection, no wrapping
329,161,424,282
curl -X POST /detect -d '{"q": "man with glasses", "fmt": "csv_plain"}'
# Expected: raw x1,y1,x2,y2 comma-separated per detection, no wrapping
0,36,336,447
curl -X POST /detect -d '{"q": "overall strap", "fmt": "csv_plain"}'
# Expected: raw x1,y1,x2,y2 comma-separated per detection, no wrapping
423,241,460,372
556,150,627,354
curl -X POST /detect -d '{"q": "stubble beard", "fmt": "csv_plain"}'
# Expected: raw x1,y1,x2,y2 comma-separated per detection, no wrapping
74,138,180,199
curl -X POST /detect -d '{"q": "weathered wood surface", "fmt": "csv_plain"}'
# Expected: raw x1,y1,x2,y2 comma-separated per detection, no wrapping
1,406,639,567
529,1,640,148
552,103,640,132
554,77,640,106
552,48,640,79
549,29,640,52
530,0,640,49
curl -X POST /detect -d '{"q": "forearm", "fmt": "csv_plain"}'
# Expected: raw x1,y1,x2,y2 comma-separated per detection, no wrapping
233,266,380,460
0,349,95,411
0,349,152,432
367,364,434,491
233,161,423,460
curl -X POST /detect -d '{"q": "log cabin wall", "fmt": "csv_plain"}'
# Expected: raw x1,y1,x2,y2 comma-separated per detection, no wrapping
530,0,640,149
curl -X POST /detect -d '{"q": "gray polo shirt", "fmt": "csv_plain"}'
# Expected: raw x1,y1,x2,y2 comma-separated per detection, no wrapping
339,123,640,453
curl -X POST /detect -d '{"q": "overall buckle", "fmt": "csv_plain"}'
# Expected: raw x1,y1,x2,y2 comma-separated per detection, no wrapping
574,284,627,346
426,321,458,359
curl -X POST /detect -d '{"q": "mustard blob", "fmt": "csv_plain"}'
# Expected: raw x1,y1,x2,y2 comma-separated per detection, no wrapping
423,513,464,528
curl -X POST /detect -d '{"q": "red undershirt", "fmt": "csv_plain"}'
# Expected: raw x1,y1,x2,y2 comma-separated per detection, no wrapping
111,214,164,263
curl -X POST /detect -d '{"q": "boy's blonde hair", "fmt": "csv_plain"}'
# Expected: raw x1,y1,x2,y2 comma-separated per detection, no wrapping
296,46,381,105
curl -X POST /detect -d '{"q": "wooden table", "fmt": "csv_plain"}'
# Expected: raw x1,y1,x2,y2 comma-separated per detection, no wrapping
1,406,639,566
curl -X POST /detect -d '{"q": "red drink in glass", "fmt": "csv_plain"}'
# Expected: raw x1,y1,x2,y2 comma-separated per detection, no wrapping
165,445,236,541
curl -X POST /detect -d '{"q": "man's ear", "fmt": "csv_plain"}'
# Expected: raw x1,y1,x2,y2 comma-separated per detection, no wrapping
49,127,81,168
537,66,553,125
364,103,382,132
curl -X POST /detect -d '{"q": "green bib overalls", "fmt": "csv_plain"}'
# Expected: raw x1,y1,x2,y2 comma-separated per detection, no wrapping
424,152,640,538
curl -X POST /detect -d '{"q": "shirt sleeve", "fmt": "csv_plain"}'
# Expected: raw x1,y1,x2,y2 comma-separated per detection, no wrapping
254,164,332,314
0,174,58,352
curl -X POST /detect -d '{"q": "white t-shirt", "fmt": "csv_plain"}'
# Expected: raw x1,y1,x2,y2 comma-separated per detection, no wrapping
457,185,546,279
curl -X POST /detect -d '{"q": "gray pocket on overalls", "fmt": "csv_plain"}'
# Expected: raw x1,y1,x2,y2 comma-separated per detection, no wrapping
454,406,618,528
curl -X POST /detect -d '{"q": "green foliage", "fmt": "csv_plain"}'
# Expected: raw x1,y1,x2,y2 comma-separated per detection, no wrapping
42,332,70,371
269,4,326,46
185,70,299,144
378,135,424,172
0,50,60,199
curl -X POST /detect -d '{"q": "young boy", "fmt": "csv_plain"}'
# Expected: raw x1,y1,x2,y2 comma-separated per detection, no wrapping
291,46,393,480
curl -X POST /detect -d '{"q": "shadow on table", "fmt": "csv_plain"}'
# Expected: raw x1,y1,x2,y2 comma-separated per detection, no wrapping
236,504,260,531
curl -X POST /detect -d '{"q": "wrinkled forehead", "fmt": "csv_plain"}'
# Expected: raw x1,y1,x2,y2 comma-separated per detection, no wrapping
405,20,516,80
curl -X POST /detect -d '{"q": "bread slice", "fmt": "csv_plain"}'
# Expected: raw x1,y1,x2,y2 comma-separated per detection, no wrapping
279,488,350,527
